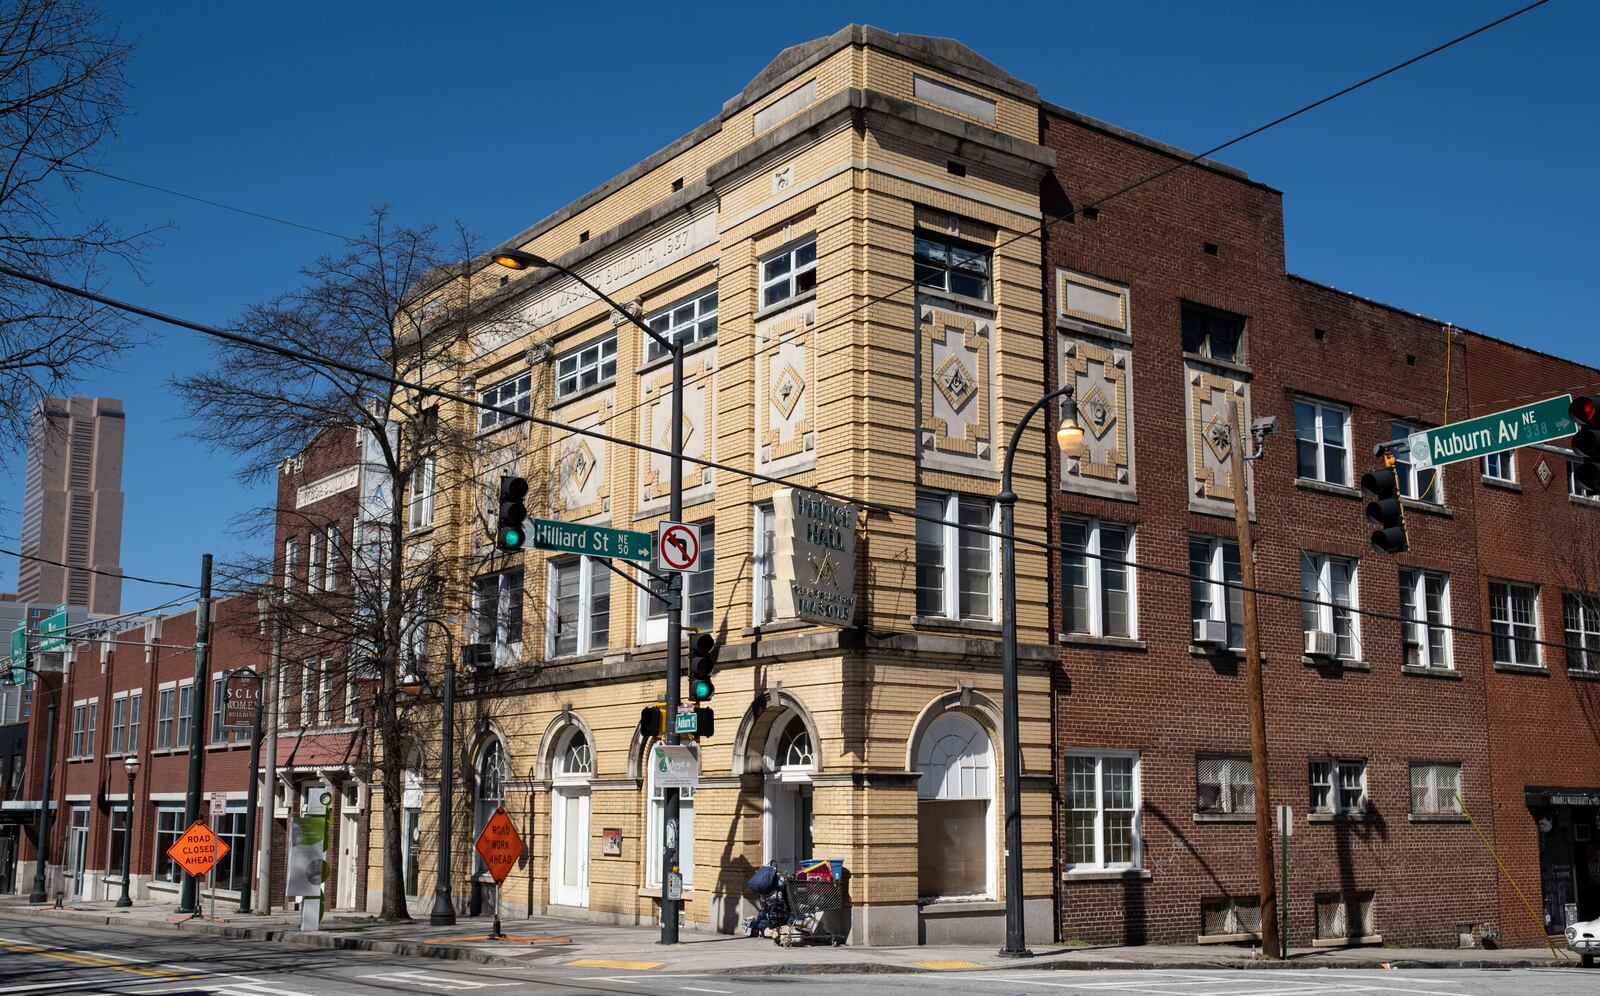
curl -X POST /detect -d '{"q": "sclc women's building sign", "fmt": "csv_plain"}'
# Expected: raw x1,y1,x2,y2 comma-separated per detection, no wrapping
773,487,857,626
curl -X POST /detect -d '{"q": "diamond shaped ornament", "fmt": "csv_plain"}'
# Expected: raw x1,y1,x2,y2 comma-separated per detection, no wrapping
771,363,805,420
934,354,978,411
1080,385,1114,439
1203,411,1232,464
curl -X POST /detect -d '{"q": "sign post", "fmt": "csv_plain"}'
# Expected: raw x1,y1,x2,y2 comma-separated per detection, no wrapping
223,668,265,913
1408,395,1574,470
1278,804,1292,959
474,806,524,941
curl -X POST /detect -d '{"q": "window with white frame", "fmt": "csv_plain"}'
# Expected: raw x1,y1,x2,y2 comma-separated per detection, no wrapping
1189,536,1244,650
306,529,323,592
1391,423,1442,504
1571,459,1599,500
1196,754,1254,815
640,524,715,642
210,675,228,743
282,538,298,591
1300,554,1360,659
152,807,186,882
914,230,991,300
1481,450,1516,483
176,682,192,745
1399,569,1452,670
1061,518,1134,638
753,503,777,625
1066,750,1140,870
299,659,314,725
1409,761,1462,815
156,686,175,748
760,238,817,309
916,492,995,621
645,287,718,361
478,370,533,430
70,701,86,758
472,568,524,667
85,699,96,757
408,455,435,530
645,747,695,888
916,711,994,898
126,691,140,752
1489,580,1540,667
323,524,340,590
106,805,129,880
1295,400,1350,486
1564,592,1600,674
555,335,617,400
1309,758,1366,816
318,657,334,725
548,557,610,658
110,695,126,754
345,668,362,724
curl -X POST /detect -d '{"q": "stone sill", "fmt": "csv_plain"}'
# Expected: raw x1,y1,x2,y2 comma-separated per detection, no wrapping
1308,812,1369,824
1571,494,1600,509
1193,812,1255,824
1295,478,1360,500
1402,499,1452,518
1408,813,1470,824
920,898,1003,915
916,285,996,315
1062,868,1150,883
754,288,817,323
1570,668,1600,682
1401,665,1463,680
1481,476,1521,492
1058,633,1147,652
1057,317,1132,346
911,615,1001,634
1189,644,1248,659
1493,662,1548,676
635,331,718,376
1312,934,1383,948
741,620,811,638
1302,656,1369,671
1182,351,1252,378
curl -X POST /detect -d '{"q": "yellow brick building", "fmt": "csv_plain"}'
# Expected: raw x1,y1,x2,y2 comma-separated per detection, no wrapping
379,26,1059,946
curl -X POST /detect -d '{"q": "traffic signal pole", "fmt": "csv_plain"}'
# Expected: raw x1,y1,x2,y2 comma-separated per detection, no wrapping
178,554,214,916
1225,400,1279,959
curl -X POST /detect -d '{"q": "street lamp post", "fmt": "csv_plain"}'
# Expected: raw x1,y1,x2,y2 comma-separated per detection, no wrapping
996,384,1080,959
401,617,459,928
117,756,140,907
491,248,689,944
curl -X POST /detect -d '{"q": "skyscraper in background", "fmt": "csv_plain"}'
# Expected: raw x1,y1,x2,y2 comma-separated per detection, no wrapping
16,397,125,614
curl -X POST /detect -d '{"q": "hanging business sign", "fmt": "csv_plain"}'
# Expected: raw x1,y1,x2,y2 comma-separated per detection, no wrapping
772,488,858,626
222,670,263,731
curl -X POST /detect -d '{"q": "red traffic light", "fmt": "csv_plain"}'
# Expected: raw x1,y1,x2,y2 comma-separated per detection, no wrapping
1572,395,1600,428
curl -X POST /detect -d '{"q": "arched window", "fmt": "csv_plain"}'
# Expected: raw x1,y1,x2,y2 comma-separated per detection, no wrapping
775,714,814,771
554,730,593,781
474,738,508,842
914,711,993,899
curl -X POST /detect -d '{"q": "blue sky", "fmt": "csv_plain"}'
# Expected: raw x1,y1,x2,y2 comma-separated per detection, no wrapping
4,0,1594,607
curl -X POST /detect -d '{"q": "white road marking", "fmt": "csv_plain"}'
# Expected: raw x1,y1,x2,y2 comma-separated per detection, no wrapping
677,988,732,995
356,971,519,990
0,983,122,995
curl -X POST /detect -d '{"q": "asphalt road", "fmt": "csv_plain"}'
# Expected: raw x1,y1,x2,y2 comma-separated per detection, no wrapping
0,915,1596,995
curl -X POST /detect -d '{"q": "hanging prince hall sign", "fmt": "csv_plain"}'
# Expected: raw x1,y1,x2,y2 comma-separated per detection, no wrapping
773,487,858,626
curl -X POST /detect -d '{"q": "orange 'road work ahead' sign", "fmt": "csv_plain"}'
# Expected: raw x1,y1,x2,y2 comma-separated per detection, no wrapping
474,806,523,885
166,820,229,877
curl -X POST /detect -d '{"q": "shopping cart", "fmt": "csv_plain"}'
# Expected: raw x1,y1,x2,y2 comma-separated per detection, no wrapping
775,874,845,947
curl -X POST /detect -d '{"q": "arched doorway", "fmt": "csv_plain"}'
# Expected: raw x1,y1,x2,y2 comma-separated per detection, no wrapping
763,710,816,871
472,737,508,913
913,710,994,901
549,728,592,908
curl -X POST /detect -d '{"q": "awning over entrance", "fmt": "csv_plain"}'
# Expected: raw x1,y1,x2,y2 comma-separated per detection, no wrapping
1525,786,1600,808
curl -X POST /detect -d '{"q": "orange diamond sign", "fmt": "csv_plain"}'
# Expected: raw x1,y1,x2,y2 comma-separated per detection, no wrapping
166,820,229,877
474,805,523,885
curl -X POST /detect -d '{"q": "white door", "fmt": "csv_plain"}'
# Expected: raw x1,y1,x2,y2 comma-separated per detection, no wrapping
764,781,813,871
550,786,590,907
66,808,89,899
336,810,358,909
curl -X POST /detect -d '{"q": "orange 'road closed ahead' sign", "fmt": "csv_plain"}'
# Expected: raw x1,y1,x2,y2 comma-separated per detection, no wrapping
166,820,229,877
474,806,523,885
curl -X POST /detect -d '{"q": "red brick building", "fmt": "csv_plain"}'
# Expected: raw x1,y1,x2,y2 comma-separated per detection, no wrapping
1037,101,1595,948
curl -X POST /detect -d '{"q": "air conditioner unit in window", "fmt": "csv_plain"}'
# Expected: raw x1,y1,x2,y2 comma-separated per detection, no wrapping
1304,629,1339,659
1193,618,1228,645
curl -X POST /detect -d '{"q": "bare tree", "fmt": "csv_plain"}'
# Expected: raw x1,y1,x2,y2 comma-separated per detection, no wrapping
0,0,148,450
174,207,483,920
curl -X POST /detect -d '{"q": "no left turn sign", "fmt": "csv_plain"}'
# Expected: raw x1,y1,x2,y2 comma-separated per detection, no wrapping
658,521,701,573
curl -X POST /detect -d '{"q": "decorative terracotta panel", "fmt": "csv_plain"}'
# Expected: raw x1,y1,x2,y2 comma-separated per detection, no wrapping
919,301,995,475
756,301,817,476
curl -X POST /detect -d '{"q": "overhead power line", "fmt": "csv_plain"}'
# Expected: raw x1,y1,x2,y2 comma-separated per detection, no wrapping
0,546,200,590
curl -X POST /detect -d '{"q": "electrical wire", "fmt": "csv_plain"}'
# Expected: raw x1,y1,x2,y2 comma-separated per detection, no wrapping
0,546,202,590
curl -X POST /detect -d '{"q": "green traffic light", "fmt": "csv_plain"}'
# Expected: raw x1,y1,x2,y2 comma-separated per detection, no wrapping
691,678,714,700
506,527,522,548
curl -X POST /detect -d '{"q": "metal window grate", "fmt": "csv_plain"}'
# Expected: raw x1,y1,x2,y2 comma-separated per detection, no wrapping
1316,891,1376,939
1197,755,1255,814
1201,896,1262,937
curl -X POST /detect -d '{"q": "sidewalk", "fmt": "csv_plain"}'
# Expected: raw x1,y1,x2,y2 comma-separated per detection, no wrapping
0,897,1577,975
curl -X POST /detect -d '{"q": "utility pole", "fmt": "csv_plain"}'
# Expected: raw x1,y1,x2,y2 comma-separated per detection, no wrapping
1225,400,1278,958
29,690,56,904
660,330,685,944
237,668,265,913
178,554,214,916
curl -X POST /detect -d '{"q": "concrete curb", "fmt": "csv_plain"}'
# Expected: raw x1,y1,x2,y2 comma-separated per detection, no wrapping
3,908,1579,976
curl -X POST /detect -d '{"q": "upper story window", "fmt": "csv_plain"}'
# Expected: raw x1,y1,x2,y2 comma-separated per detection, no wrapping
1065,750,1140,870
1391,423,1442,504
1481,450,1516,484
306,529,323,592
1180,303,1245,363
1295,399,1351,486
1310,758,1367,816
282,539,298,592
1563,592,1599,674
640,523,716,642
408,456,435,531
210,675,229,743
1061,518,1134,639
645,288,718,361
753,503,777,626
479,371,532,430
1410,762,1462,816
323,524,341,590
1196,754,1254,815
1189,536,1244,651
914,231,991,300
1488,580,1540,668
548,557,610,658
555,335,617,400
1300,553,1360,660
1400,569,1452,670
916,492,995,622
156,686,175,749
760,238,816,309
473,568,525,668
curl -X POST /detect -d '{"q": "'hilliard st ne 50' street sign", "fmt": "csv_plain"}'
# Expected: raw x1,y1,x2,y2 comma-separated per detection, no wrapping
1408,394,1573,471
527,517,653,562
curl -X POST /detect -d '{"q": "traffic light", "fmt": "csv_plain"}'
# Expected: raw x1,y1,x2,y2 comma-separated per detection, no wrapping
694,706,715,739
1571,395,1600,493
688,633,718,702
1360,464,1408,554
640,702,668,738
495,476,528,552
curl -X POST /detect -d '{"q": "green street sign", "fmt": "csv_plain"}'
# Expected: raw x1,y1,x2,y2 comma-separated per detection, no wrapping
674,707,698,735
38,605,68,653
526,518,653,562
1408,395,1574,471
7,625,24,685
